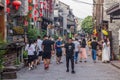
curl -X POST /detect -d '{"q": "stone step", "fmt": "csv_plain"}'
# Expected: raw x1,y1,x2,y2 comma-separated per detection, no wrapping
3,66,17,72
2,71,17,79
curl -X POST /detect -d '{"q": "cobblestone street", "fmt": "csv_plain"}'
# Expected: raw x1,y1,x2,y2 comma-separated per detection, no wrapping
8,56,120,80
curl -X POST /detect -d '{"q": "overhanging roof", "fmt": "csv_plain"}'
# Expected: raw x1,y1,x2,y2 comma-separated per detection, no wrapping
106,3,120,15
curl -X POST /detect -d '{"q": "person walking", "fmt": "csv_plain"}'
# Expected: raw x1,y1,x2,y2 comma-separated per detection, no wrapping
87,39,92,56
107,38,111,62
64,38,75,74
33,40,38,68
79,38,87,62
37,36,43,64
25,40,35,70
42,35,54,70
91,37,98,63
102,39,110,63
73,38,80,64
55,37,63,64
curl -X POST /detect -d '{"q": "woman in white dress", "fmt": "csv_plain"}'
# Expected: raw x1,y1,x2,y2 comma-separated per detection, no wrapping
107,38,110,61
102,39,109,63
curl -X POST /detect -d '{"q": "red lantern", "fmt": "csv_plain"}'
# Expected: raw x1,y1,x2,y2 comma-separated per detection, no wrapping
28,6,32,11
7,8,10,13
12,0,22,10
28,0,32,3
24,20,28,26
34,4,38,8
34,17,37,21
29,14,32,18
40,13,43,17
34,10,37,15
6,0,10,5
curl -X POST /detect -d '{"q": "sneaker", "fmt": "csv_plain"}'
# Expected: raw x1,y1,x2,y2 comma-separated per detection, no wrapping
71,71,75,74
66,69,69,72
84,61,87,63
28,67,31,70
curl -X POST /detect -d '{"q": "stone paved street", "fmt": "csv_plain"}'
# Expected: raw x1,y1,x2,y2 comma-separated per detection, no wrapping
7,56,120,80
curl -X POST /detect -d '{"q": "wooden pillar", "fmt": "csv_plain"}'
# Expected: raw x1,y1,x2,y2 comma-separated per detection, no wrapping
0,8,5,40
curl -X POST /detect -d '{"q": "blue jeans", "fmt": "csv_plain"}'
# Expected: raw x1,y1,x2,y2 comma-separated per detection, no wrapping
74,51,79,62
92,49,97,60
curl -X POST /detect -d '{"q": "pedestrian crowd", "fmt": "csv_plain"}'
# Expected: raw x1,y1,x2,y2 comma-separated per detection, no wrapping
25,35,111,74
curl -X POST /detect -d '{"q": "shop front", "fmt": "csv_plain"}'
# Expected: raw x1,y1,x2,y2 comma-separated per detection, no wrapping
106,3,120,59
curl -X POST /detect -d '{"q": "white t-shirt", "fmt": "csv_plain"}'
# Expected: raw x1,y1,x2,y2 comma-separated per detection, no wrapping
73,41,80,52
37,39,43,51
25,44,35,55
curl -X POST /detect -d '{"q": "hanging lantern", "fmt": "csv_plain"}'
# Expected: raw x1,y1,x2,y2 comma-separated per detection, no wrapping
6,0,10,5
29,13,32,18
34,4,38,8
28,0,32,3
24,20,28,26
40,13,43,17
34,17,37,21
34,10,37,15
12,0,22,10
7,8,10,13
28,6,32,11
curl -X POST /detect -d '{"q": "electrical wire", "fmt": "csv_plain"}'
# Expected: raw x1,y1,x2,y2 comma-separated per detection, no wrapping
72,0,93,5
72,0,119,5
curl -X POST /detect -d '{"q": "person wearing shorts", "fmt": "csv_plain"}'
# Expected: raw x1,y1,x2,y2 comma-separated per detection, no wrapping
56,37,63,64
42,35,54,70
25,40,35,70
37,36,43,64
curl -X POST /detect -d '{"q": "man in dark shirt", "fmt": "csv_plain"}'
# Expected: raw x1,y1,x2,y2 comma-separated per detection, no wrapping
42,35,54,70
64,38,75,74
91,37,98,63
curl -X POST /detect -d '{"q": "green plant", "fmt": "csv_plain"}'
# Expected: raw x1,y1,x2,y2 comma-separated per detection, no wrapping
39,29,47,39
28,27,39,40
14,58,20,65
28,27,47,40
81,16,93,34
23,51,28,58
0,34,6,71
